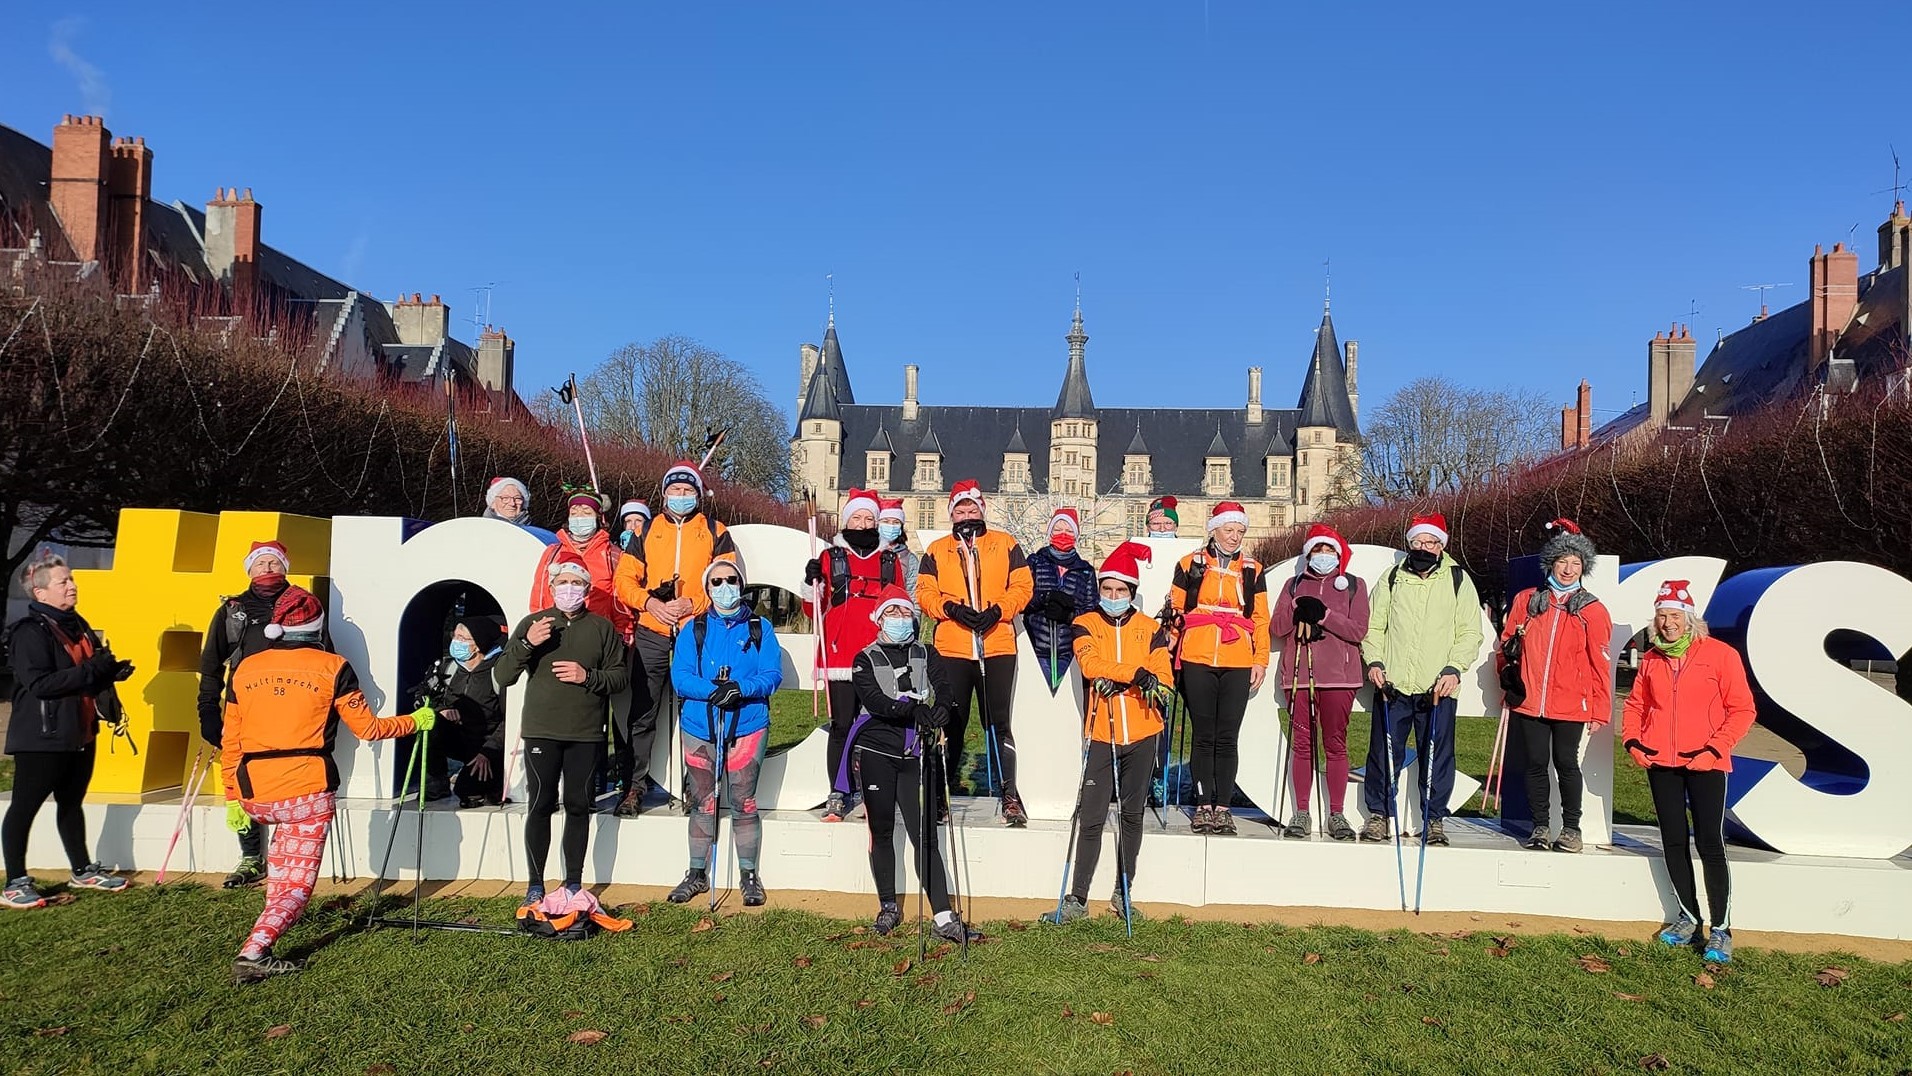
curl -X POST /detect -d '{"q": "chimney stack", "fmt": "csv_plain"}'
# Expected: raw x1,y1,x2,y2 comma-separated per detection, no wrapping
1647,324,1696,428
1577,378,1592,448
1878,201,1910,271
1246,366,1263,425
204,187,262,300
1809,242,1861,372
390,292,450,345
49,115,110,264
902,364,920,420
1560,404,1576,450
107,136,152,294
477,325,515,393
1343,340,1360,421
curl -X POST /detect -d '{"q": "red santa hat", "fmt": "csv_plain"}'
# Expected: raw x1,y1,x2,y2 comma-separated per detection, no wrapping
841,488,880,523
262,586,324,640
1654,579,1698,615
868,583,916,622
1406,513,1449,546
948,479,984,513
661,461,705,495
1097,541,1153,588
1299,523,1352,591
485,476,529,510
244,540,290,575
1208,501,1249,531
877,497,906,524
547,549,592,584
1049,506,1079,536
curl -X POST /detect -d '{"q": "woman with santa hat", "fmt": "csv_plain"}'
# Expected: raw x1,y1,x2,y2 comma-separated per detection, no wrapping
1270,523,1370,841
1024,506,1098,692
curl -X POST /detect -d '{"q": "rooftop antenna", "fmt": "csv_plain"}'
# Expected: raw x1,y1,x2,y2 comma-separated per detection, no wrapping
1074,270,1081,317
1871,145,1907,204
468,282,500,336
1740,282,1791,318
1323,257,1331,312
826,272,835,329
1681,299,1701,322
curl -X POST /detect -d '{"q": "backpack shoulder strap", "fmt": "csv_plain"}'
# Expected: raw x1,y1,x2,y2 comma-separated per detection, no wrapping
881,550,897,587
1386,565,1401,591
692,613,710,665
1450,565,1465,598
1181,553,1207,613
747,617,763,652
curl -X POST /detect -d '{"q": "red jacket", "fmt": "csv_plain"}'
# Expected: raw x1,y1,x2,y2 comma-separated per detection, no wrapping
802,538,909,681
1497,587,1614,725
531,530,631,642
1621,635,1757,772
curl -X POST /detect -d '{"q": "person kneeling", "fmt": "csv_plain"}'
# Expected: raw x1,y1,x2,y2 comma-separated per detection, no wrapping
1046,543,1173,925
666,562,784,907
847,586,980,943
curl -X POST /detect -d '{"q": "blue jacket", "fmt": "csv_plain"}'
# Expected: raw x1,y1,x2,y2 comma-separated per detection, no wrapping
671,607,783,742
1024,546,1098,686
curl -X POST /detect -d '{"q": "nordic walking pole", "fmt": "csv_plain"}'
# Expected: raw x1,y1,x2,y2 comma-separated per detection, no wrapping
157,749,211,884
1379,688,1407,912
1277,638,1300,829
932,729,971,961
960,532,1004,818
1052,690,1096,919
708,666,731,913
412,725,431,943
1483,705,1510,812
1306,644,1325,838
1414,698,1438,916
805,489,827,723
917,725,931,963
1109,692,1134,938
368,736,424,924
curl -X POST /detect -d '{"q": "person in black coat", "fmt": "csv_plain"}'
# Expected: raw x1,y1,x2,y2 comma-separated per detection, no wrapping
3,553,134,909
419,616,509,807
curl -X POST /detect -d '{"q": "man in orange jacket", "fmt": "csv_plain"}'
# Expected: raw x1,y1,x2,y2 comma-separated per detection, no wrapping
916,480,1034,825
221,589,432,984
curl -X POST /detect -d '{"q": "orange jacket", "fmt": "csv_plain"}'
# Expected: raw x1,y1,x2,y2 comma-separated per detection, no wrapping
1168,548,1272,670
917,529,1033,661
222,644,416,803
1498,588,1614,724
531,529,630,640
1621,636,1757,772
1072,609,1173,745
612,510,738,638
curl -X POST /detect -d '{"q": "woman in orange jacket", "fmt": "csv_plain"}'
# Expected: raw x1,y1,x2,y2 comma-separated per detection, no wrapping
1045,543,1174,924
1496,520,1614,853
1167,502,1271,835
1621,580,1757,966
221,590,431,983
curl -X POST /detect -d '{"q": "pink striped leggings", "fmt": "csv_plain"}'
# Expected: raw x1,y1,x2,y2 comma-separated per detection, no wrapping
237,791,335,960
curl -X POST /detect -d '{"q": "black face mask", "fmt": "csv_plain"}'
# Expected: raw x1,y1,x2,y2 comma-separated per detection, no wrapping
1403,548,1441,575
842,527,880,554
952,518,987,541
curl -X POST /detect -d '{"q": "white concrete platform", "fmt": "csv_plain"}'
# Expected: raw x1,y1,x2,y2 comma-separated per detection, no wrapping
15,793,1908,940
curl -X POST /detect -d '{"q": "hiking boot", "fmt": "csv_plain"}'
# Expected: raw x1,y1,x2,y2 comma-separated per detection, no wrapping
70,864,128,892
1326,813,1356,842
1041,895,1089,925
1552,827,1584,854
1656,913,1699,947
233,952,304,985
740,869,767,908
1189,806,1214,834
1359,813,1391,842
1212,809,1238,836
1283,810,1313,840
873,902,903,936
666,868,709,904
1421,818,1449,846
223,856,266,889
821,792,847,823
1,877,46,910
1109,891,1147,923
1524,829,1552,851
612,788,646,818
1002,794,1029,828
931,915,982,944
1702,927,1733,964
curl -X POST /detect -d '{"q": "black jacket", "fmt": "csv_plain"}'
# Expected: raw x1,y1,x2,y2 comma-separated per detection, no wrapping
6,603,117,754
849,641,955,757
442,653,506,757
196,584,332,745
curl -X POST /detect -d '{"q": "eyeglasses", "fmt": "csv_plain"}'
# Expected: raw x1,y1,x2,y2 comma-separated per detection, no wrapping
494,495,525,506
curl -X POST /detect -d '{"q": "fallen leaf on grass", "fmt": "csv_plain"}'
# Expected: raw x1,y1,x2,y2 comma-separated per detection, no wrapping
669,957,690,967
1091,1012,1115,1026
712,995,727,1004
793,956,813,969
365,1066,397,1076
665,1014,695,1024
33,1027,68,1038
1428,946,1450,957
855,998,876,1010
914,973,943,988
1487,946,1513,959
846,939,893,951
1884,1012,1906,1023
1817,967,1851,987
1572,926,1593,935
1615,992,1646,1002
1399,983,1416,994
1087,942,1118,954
942,991,977,1015
710,971,734,983
1138,953,1162,962
1421,1016,1444,1027
1135,971,1157,981
692,917,715,933
460,1023,475,1033
1302,952,1322,966
851,926,867,935
928,943,955,961
824,930,852,942
1576,955,1612,974
1005,919,1029,931
562,1009,585,1020
1505,921,1523,927
264,1025,292,1040
801,1015,827,1029
1060,1005,1075,1018
892,958,913,976
1639,1053,1670,1071
1617,947,1630,957
1491,935,1518,950
567,1030,608,1045
1694,972,1716,990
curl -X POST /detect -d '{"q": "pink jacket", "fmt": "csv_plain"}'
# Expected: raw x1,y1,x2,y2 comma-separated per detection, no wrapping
1270,571,1371,690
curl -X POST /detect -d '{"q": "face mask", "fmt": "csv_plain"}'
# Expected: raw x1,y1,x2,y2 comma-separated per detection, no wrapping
1548,573,1581,593
1050,532,1077,554
281,627,322,645
878,522,903,544
880,617,915,644
666,495,698,517
567,517,598,540
449,640,476,662
953,518,987,541
552,582,588,613
1403,548,1440,574
1308,553,1339,576
709,582,742,612
842,527,880,554
1099,597,1132,617
619,530,637,552
251,572,287,593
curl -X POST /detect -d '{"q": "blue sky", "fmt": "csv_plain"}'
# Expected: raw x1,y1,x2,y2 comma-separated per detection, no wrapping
7,2,1908,428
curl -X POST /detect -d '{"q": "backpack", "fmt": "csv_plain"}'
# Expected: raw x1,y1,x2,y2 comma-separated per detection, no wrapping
829,547,898,606
1180,552,1261,614
1386,563,1467,599
690,611,764,665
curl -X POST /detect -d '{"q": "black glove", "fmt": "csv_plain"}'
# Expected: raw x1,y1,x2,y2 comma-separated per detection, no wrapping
84,652,119,680
911,703,949,730
1133,669,1162,695
973,605,1003,632
804,558,824,586
1294,596,1327,625
943,602,980,631
112,660,136,682
708,680,743,710
1624,738,1657,757
1678,745,1722,763
650,580,677,603
1092,677,1123,698
1043,591,1076,621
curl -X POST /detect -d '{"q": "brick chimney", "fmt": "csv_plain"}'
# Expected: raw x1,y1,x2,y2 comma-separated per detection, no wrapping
49,115,110,263
1879,202,1910,271
1560,404,1576,450
107,136,152,293
902,363,920,420
390,292,450,345
1246,366,1263,425
1576,379,1592,447
1343,340,1359,421
1808,242,1860,373
204,187,262,299
1647,324,1695,428
476,324,514,393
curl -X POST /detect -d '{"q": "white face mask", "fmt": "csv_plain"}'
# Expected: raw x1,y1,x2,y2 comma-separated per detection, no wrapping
552,581,588,613
1308,552,1339,576
567,517,598,540
709,582,742,612
880,616,915,643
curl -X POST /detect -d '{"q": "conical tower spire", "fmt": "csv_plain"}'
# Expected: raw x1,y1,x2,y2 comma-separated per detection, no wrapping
1296,307,1359,437
1054,279,1096,419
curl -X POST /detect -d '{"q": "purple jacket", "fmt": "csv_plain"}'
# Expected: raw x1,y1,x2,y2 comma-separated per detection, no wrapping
1270,570,1371,690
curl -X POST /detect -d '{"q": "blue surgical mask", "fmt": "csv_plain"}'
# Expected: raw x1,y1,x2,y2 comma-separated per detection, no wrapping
1548,574,1581,593
567,516,598,540
709,582,742,612
880,617,915,643
448,640,476,662
666,495,698,517
878,522,903,544
1099,597,1132,618
1308,552,1339,576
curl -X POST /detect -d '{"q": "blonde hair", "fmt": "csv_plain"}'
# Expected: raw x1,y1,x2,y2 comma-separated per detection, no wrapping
19,551,67,594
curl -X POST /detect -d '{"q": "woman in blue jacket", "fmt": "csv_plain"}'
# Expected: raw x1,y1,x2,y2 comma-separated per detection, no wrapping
1024,506,1097,692
665,560,784,908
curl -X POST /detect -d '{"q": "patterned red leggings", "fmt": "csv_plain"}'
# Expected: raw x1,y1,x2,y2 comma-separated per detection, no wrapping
238,791,335,960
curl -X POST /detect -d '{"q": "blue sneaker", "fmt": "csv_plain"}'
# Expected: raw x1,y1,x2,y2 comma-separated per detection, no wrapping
69,864,128,892
1702,928,1733,964
1656,913,1699,947
2,877,46,910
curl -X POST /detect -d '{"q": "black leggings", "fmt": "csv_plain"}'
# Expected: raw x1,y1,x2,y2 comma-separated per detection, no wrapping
524,738,600,888
823,680,860,796
1517,714,1586,830
859,747,951,912
943,655,1018,797
1182,664,1252,807
3,748,96,879
1647,767,1731,928
1071,735,1156,903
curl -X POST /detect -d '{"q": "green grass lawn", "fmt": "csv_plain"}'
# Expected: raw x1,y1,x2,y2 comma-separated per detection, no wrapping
0,884,1906,1074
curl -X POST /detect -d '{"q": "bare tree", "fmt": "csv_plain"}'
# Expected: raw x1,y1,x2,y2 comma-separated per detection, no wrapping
991,491,1133,561
579,335,791,498
1331,376,1553,504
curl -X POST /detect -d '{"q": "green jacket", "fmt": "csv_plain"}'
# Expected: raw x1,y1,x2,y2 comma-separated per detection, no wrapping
494,607,629,742
1360,554,1484,695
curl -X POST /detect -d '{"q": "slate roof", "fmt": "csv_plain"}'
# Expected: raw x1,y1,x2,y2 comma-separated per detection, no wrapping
0,124,69,257
1054,311,1096,418
1296,309,1361,437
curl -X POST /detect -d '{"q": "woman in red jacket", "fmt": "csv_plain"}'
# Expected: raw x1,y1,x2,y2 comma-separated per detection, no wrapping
1496,520,1613,853
802,489,898,822
1621,580,1756,965
1270,524,1369,842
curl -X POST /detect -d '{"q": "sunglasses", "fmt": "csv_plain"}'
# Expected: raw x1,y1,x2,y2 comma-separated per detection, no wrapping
708,576,742,587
